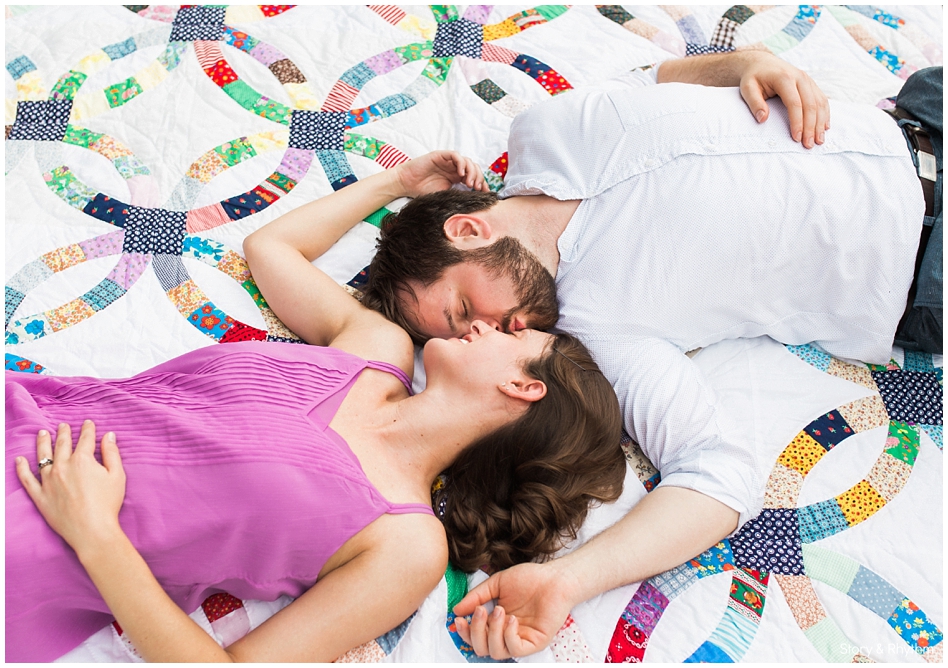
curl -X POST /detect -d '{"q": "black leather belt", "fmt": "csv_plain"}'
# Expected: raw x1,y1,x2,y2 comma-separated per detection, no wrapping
887,106,937,218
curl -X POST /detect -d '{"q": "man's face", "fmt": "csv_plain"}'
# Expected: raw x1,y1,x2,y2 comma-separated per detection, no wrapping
400,238,559,340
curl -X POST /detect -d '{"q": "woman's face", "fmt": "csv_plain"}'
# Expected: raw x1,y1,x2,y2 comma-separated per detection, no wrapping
423,321,554,388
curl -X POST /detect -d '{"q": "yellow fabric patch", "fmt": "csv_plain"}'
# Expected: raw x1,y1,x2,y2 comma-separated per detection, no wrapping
167,280,208,318
16,71,46,100
835,480,887,526
70,93,111,121
247,130,288,154
46,298,96,332
186,150,228,183
225,5,264,23
484,19,520,42
134,60,169,90
89,134,133,160
285,82,322,111
6,98,19,124
77,50,111,76
398,14,436,41
218,251,252,283
777,432,826,475
42,244,86,273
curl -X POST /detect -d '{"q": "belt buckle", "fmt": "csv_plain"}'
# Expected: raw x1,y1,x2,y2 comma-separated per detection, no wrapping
918,150,937,181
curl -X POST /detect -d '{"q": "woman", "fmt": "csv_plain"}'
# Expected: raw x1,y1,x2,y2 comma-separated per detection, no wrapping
7,153,626,662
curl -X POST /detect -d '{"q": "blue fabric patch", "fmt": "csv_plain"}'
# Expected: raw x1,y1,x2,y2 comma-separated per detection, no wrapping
691,540,736,577
182,236,226,263
83,193,130,228
221,190,271,220
650,562,698,601
339,62,377,89
786,343,832,371
730,508,804,575
6,55,37,80
782,15,815,41
347,265,370,290
848,565,904,618
6,287,26,328
685,640,734,663
80,278,125,311
345,104,383,130
686,43,733,56
797,500,849,544
903,351,936,373
804,410,854,450
289,110,346,151
103,37,137,60
872,370,943,425
433,17,483,59
374,93,415,117
921,424,942,450
151,254,190,291
8,100,73,141
888,598,944,654
676,15,707,45
376,612,415,654
511,54,547,79
5,353,46,374
316,149,355,184
222,26,259,52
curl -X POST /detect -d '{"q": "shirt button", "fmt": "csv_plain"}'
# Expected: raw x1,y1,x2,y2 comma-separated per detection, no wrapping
768,140,777,147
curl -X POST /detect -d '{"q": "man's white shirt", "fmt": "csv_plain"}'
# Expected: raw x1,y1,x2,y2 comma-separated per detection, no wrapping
500,71,924,526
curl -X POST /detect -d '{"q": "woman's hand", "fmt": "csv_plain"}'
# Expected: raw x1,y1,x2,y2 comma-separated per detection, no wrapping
395,150,489,198
15,421,126,552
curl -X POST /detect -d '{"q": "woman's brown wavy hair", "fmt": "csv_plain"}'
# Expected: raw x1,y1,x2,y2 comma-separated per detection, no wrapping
438,332,626,572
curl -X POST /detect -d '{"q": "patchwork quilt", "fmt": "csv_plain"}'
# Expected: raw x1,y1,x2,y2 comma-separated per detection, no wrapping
5,4,942,663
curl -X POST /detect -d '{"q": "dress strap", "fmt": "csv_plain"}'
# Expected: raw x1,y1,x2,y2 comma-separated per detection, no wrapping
365,360,413,395
386,502,436,517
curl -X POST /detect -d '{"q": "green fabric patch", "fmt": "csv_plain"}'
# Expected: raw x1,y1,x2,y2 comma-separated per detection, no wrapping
113,155,150,179
394,42,434,64
46,166,97,210
252,97,291,126
159,42,188,71
444,562,469,611
214,137,257,166
801,544,858,593
364,207,391,229
222,80,260,110
62,125,103,148
535,5,569,21
242,280,267,308
51,71,88,100
885,421,920,466
763,31,798,54
431,5,459,23
471,79,505,104
265,172,296,193
344,133,383,160
597,5,634,24
421,57,453,84
723,5,755,24
804,617,855,662
104,77,144,108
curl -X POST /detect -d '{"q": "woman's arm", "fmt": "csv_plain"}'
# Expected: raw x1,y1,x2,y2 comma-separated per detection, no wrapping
16,422,448,662
243,152,486,351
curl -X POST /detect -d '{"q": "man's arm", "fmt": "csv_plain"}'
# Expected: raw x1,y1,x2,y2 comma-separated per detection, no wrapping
454,487,736,659
657,50,830,148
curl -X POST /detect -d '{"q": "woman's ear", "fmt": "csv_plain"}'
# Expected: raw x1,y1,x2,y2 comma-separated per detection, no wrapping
444,214,493,250
499,377,547,403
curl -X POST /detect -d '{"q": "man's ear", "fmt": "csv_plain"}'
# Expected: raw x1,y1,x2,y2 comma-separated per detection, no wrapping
444,214,493,250
499,377,547,403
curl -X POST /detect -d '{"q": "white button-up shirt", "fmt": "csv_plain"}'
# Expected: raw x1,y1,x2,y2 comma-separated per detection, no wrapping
500,73,924,525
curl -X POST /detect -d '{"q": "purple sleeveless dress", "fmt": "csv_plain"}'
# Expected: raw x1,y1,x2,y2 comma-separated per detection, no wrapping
5,341,434,663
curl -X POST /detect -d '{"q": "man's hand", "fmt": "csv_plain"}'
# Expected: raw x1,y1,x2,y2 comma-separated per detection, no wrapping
657,50,830,148
394,150,489,198
453,562,580,659
737,51,829,148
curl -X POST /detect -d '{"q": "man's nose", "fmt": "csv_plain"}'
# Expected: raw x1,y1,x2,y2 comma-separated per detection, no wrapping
471,319,502,334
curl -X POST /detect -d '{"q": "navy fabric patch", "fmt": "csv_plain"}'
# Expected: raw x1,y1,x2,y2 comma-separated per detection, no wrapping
347,265,370,290
221,190,271,220
8,100,72,141
121,207,187,255
80,278,125,311
288,110,347,151
470,79,505,104
433,18,483,59
82,193,130,228
729,508,804,575
511,54,547,78
804,410,854,450
330,175,358,191
872,370,944,425
169,6,226,41
267,334,305,344
685,43,734,56
152,254,190,291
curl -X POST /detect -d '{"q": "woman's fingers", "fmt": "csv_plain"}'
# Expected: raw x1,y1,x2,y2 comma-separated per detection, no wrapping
15,455,43,501
53,422,74,463
468,605,490,656
100,431,124,475
487,606,511,659
74,420,97,458
36,428,54,471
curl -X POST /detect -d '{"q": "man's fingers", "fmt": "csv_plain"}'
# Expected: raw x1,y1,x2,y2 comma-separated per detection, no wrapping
454,577,499,615
454,615,472,644
75,420,97,457
488,606,511,659
100,431,123,474
53,422,74,463
799,79,819,148
504,615,528,657
740,79,770,124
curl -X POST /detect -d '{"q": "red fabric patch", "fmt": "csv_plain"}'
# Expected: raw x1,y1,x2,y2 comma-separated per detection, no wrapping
536,69,573,96
201,592,244,623
221,321,268,343
490,152,509,178
259,5,294,17
606,619,648,663
205,59,239,87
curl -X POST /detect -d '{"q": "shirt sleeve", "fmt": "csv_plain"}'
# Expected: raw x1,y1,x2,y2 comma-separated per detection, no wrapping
595,65,660,91
593,336,764,530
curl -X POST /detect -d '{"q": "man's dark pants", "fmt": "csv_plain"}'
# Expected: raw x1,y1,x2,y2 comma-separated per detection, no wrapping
892,66,943,355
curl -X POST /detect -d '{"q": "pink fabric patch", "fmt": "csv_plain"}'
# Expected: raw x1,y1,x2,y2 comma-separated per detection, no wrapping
480,43,517,65
277,148,314,182
107,252,150,290
127,175,161,208
78,230,125,260
186,203,231,233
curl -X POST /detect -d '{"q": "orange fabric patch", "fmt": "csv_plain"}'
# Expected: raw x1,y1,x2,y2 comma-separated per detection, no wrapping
835,480,887,526
777,432,826,475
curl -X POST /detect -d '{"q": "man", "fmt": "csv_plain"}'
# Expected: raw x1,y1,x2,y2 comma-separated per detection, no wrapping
359,52,942,658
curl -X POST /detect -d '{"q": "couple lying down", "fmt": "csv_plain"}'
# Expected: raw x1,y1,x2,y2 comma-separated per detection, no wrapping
8,52,939,661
